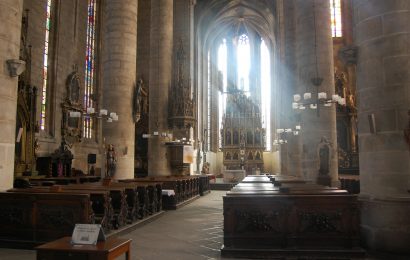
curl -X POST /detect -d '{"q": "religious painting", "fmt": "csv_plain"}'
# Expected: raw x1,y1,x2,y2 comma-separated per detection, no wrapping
61,70,83,146
248,151,253,160
255,130,261,145
233,152,239,160
255,151,261,160
66,70,81,105
225,130,231,145
233,130,239,145
247,130,253,144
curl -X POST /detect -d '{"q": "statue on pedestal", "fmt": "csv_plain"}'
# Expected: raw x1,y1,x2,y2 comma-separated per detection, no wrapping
317,137,331,186
106,144,117,178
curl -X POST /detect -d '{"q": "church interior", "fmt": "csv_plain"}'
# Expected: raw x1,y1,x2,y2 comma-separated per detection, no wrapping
0,0,409,258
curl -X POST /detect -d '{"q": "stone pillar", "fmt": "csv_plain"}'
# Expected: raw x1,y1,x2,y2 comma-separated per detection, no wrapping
0,0,23,190
226,35,237,91
295,0,338,185
101,0,137,179
148,0,173,176
353,0,410,252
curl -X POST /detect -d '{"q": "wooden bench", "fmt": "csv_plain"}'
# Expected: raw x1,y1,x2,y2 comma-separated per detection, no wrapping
222,179,364,258
0,192,93,247
9,187,113,232
199,175,210,195
118,180,163,217
29,176,101,185
63,184,128,229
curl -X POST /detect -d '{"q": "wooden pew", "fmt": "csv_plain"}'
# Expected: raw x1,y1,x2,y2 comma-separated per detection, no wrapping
119,180,163,215
63,184,128,229
222,177,363,258
199,175,210,196
8,187,113,232
29,176,101,185
122,175,207,210
0,191,93,247
107,182,139,222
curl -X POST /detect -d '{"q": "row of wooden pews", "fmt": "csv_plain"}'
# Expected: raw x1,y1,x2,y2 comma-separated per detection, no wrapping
222,174,365,258
0,174,210,248
0,179,162,248
121,175,211,210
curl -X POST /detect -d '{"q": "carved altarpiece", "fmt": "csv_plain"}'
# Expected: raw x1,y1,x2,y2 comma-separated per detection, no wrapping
220,92,265,174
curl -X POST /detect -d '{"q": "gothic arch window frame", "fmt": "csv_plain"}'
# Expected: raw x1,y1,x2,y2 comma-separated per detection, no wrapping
39,0,57,135
83,0,101,140
330,0,342,38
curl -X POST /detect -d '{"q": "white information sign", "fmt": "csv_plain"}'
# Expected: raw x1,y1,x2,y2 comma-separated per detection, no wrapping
71,224,105,245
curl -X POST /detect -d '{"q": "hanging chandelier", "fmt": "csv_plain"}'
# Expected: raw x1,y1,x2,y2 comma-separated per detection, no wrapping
70,107,118,122
273,125,301,145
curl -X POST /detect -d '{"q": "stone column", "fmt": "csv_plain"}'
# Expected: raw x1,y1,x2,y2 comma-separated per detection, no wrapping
295,0,338,185
0,0,23,190
148,0,173,176
101,0,137,179
353,0,410,252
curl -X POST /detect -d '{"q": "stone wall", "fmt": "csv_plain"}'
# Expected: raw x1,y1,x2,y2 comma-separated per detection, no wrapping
0,0,23,190
24,0,102,175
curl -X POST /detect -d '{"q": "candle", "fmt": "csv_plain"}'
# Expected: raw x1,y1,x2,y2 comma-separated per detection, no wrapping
303,92,311,100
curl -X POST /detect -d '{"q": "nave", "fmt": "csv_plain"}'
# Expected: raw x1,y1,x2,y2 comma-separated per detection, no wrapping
1,190,409,260
0,191,224,260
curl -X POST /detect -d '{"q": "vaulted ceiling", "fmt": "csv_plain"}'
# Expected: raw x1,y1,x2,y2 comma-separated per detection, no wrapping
195,0,278,48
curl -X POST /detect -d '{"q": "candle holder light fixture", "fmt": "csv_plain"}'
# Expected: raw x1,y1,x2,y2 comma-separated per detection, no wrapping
292,1,345,116
292,77,346,114
273,125,301,145
69,107,119,122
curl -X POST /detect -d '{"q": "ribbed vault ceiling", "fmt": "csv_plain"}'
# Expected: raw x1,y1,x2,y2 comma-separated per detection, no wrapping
196,0,277,48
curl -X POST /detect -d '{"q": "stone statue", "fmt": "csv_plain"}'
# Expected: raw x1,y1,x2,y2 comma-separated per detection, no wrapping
134,78,148,122
106,144,117,178
201,162,210,175
318,137,331,175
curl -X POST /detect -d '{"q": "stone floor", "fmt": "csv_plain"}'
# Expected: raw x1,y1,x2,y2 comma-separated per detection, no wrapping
0,190,409,260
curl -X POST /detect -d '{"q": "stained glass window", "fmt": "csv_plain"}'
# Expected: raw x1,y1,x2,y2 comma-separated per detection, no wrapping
218,39,227,149
237,34,250,92
330,0,342,37
40,0,52,131
207,51,211,151
260,40,271,151
84,0,97,138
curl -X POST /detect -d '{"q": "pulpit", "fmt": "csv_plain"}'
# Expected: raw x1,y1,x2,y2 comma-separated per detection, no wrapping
167,143,193,175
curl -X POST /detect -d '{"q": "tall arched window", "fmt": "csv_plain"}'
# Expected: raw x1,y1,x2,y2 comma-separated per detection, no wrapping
261,40,271,151
40,0,53,131
84,0,98,139
218,39,227,148
330,0,342,37
237,34,250,92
